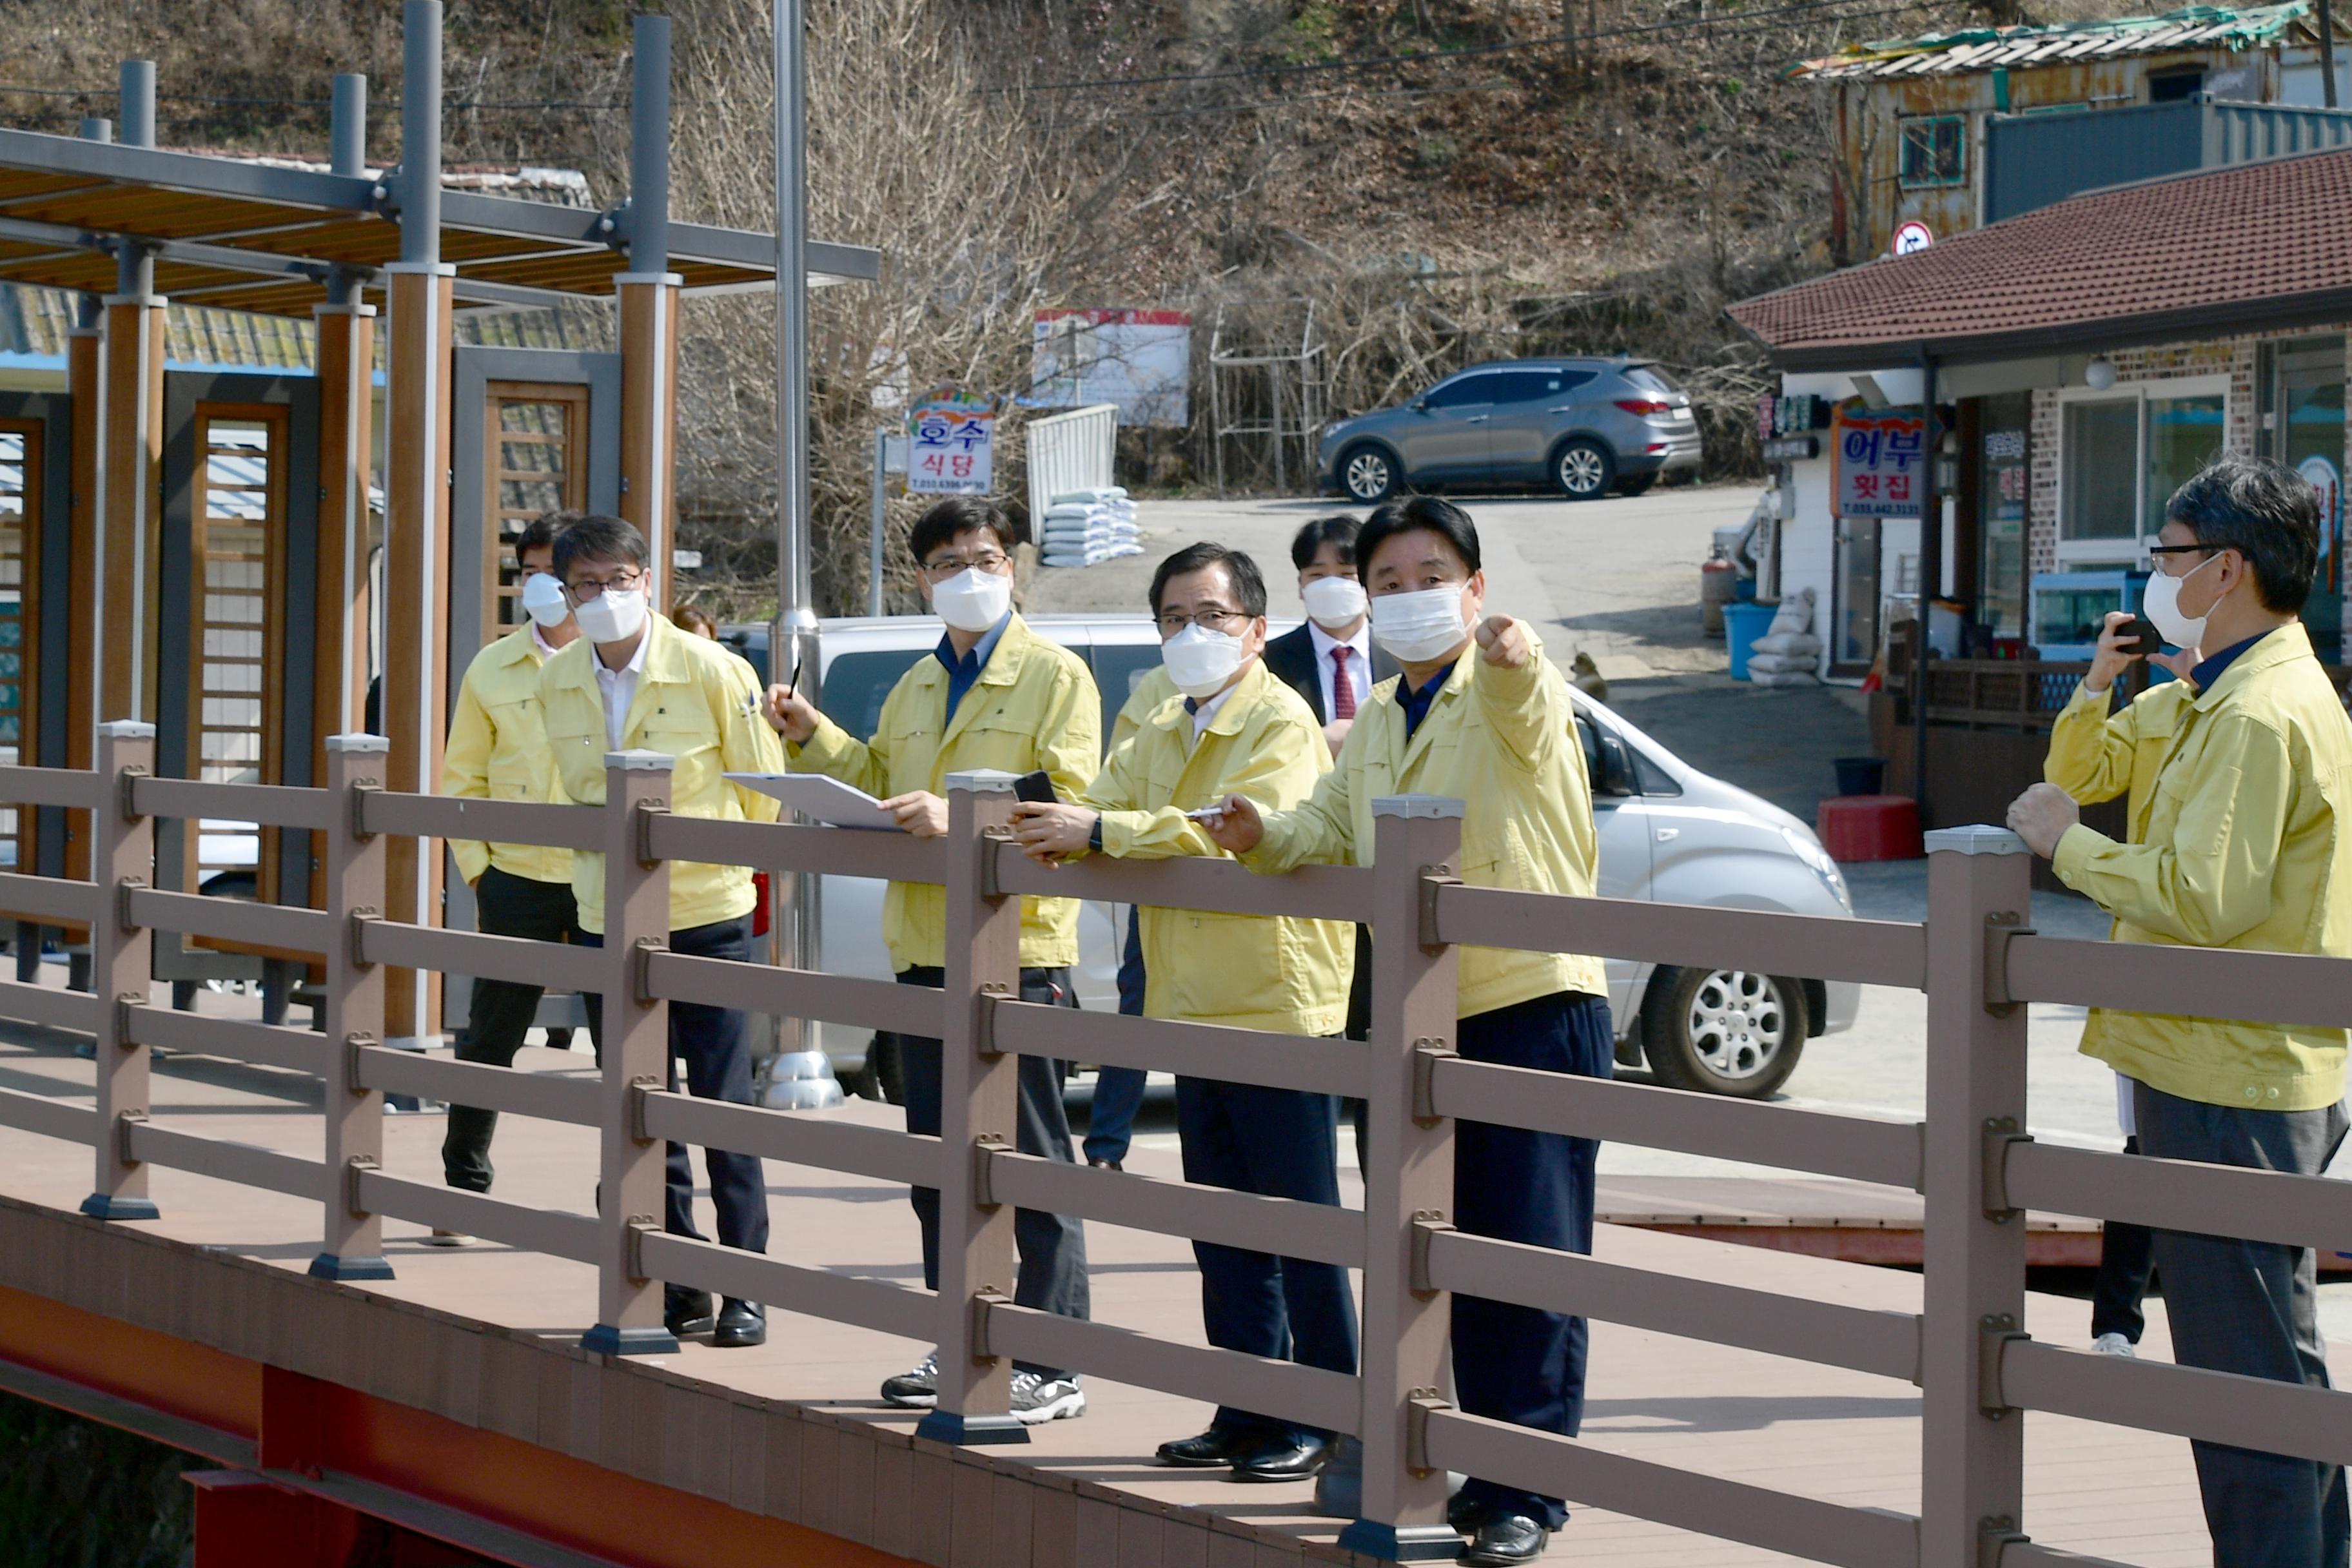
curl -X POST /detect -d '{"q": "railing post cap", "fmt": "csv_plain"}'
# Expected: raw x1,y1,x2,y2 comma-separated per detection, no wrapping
95,720,156,740
1924,825,2030,857
605,749,675,772
1372,794,1465,820
324,732,391,754
945,769,1020,793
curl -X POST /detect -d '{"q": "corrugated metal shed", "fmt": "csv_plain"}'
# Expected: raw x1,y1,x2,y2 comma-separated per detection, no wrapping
1791,1,2344,81
1983,94,2352,220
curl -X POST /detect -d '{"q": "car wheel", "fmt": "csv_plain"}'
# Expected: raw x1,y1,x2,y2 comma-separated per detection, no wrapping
868,1031,907,1106
1553,438,1615,501
1614,475,1656,498
1639,966,1807,1098
1340,444,1399,503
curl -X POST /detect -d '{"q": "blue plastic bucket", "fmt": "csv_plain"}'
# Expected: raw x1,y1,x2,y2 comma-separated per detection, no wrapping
1723,601,1776,681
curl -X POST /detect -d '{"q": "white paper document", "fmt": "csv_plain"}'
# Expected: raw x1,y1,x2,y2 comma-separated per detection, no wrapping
725,772,903,831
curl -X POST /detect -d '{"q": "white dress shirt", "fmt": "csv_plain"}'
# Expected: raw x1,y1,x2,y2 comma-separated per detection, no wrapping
593,631,651,750
1306,620,1373,718
1189,681,1240,746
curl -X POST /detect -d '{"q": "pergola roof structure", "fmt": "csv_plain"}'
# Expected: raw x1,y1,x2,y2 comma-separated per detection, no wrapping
0,127,878,318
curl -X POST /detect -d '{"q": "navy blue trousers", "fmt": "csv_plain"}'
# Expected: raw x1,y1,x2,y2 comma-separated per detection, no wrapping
582,916,770,1256
896,965,1091,1378
1454,990,1612,1531
1084,910,1150,1166
1176,1073,1360,1443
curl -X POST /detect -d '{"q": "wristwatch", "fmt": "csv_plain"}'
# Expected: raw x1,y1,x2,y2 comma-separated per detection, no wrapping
1087,815,1104,852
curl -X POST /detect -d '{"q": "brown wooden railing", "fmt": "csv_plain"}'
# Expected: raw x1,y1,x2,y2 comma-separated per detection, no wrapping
0,721,2344,1567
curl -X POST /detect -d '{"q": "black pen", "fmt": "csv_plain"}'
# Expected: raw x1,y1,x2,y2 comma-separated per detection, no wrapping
787,653,803,698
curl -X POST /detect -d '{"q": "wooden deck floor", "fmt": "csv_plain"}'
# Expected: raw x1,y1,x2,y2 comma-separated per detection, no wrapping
0,1016,2255,1567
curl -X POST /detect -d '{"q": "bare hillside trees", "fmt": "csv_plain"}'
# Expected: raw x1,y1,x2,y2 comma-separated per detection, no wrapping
662,0,1126,616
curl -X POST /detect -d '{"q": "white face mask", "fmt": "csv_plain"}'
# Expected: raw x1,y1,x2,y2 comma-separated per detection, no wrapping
930,567,1013,634
1301,575,1368,631
1370,584,1471,663
573,586,648,645
520,572,571,630
2143,552,2219,651
1161,624,1248,700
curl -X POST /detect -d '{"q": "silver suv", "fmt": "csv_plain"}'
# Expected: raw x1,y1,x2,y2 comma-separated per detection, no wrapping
1318,358,1703,504
726,615,1860,1101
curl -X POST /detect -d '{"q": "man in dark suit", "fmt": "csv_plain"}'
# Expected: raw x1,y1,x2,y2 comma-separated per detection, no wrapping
1262,514,1395,1053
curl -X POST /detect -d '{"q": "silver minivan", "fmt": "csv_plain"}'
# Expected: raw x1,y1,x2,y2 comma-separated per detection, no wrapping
727,614,1861,1101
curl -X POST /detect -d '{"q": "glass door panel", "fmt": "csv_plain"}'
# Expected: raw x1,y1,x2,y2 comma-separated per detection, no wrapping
1833,515,1881,674
483,385,589,647
2280,369,2346,662
188,411,283,896
0,425,35,870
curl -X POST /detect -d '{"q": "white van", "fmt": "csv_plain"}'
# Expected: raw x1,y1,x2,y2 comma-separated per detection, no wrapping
725,615,1861,1101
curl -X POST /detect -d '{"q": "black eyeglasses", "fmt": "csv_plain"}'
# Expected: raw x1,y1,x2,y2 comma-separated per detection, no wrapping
2147,544,2213,556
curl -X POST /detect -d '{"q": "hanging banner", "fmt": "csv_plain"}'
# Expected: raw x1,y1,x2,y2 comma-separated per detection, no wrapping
1031,309,1191,427
906,389,994,495
1834,407,1926,518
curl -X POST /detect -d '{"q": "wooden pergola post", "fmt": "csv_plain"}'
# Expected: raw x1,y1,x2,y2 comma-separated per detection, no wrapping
99,64,161,734
311,296,375,905
382,2,453,1044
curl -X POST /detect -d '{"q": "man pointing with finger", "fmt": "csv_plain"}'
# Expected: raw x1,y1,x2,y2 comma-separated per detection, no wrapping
1202,495,1609,1566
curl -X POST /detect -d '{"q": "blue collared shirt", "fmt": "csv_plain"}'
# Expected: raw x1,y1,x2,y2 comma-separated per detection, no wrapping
2190,629,2269,693
936,612,1012,721
1400,671,1448,740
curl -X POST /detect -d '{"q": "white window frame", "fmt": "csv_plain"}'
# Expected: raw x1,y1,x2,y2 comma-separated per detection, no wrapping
2053,373,2231,568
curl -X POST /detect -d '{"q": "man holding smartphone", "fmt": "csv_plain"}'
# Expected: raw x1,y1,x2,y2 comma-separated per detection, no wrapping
764,496,1098,1425
1008,541,1357,1484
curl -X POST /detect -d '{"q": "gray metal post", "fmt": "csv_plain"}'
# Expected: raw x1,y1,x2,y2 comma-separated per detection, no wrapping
773,0,813,641
328,75,368,307
918,770,1027,1446
1341,797,1467,1562
400,1,443,265
75,119,110,331
331,74,368,176
629,16,671,277
868,431,888,616
115,63,155,299
585,751,681,1356
2324,0,2342,109
1918,825,2032,1567
81,721,157,1221
312,735,393,1281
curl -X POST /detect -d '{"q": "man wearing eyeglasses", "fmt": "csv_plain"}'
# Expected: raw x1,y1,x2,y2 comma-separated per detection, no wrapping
765,495,1098,1426
537,514,790,1352
2010,456,2352,1568
1008,541,1357,1485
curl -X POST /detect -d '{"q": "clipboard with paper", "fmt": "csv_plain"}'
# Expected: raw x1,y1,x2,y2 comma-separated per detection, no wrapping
725,772,902,831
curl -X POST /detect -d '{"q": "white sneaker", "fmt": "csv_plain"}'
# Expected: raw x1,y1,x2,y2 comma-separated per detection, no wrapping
2093,1332,2137,1357
881,1351,940,1408
1008,1370,1086,1424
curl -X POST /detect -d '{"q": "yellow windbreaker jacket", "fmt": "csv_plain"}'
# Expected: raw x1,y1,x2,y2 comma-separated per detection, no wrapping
1081,660,1353,1035
789,614,1100,972
2051,622,2352,1110
1244,630,1607,1019
538,614,787,936
442,625,569,888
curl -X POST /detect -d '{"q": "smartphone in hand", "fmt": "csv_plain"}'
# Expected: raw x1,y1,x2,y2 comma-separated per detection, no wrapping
1012,770,1057,805
2117,614,2163,657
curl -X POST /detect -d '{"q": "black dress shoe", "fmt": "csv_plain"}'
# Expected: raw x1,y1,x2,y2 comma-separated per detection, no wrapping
712,1298,766,1348
1230,1432,1331,1483
1155,1427,1256,1467
663,1286,714,1338
1463,1514,1548,1565
1088,1156,1122,1171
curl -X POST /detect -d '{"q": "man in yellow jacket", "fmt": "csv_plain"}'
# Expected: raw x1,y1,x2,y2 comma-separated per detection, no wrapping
765,496,1097,1424
1013,542,1357,1483
539,515,789,1351
2010,456,2352,1565
436,512,583,1218
1204,496,1607,1567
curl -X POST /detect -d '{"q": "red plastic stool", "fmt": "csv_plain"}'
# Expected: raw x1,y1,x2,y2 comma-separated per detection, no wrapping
1816,794,1923,862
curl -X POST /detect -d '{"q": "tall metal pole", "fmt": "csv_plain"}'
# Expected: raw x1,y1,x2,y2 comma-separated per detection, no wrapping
2320,0,2341,109
774,0,813,642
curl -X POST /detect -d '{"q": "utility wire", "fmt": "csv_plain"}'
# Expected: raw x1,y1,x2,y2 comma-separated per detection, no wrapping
987,0,1934,94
